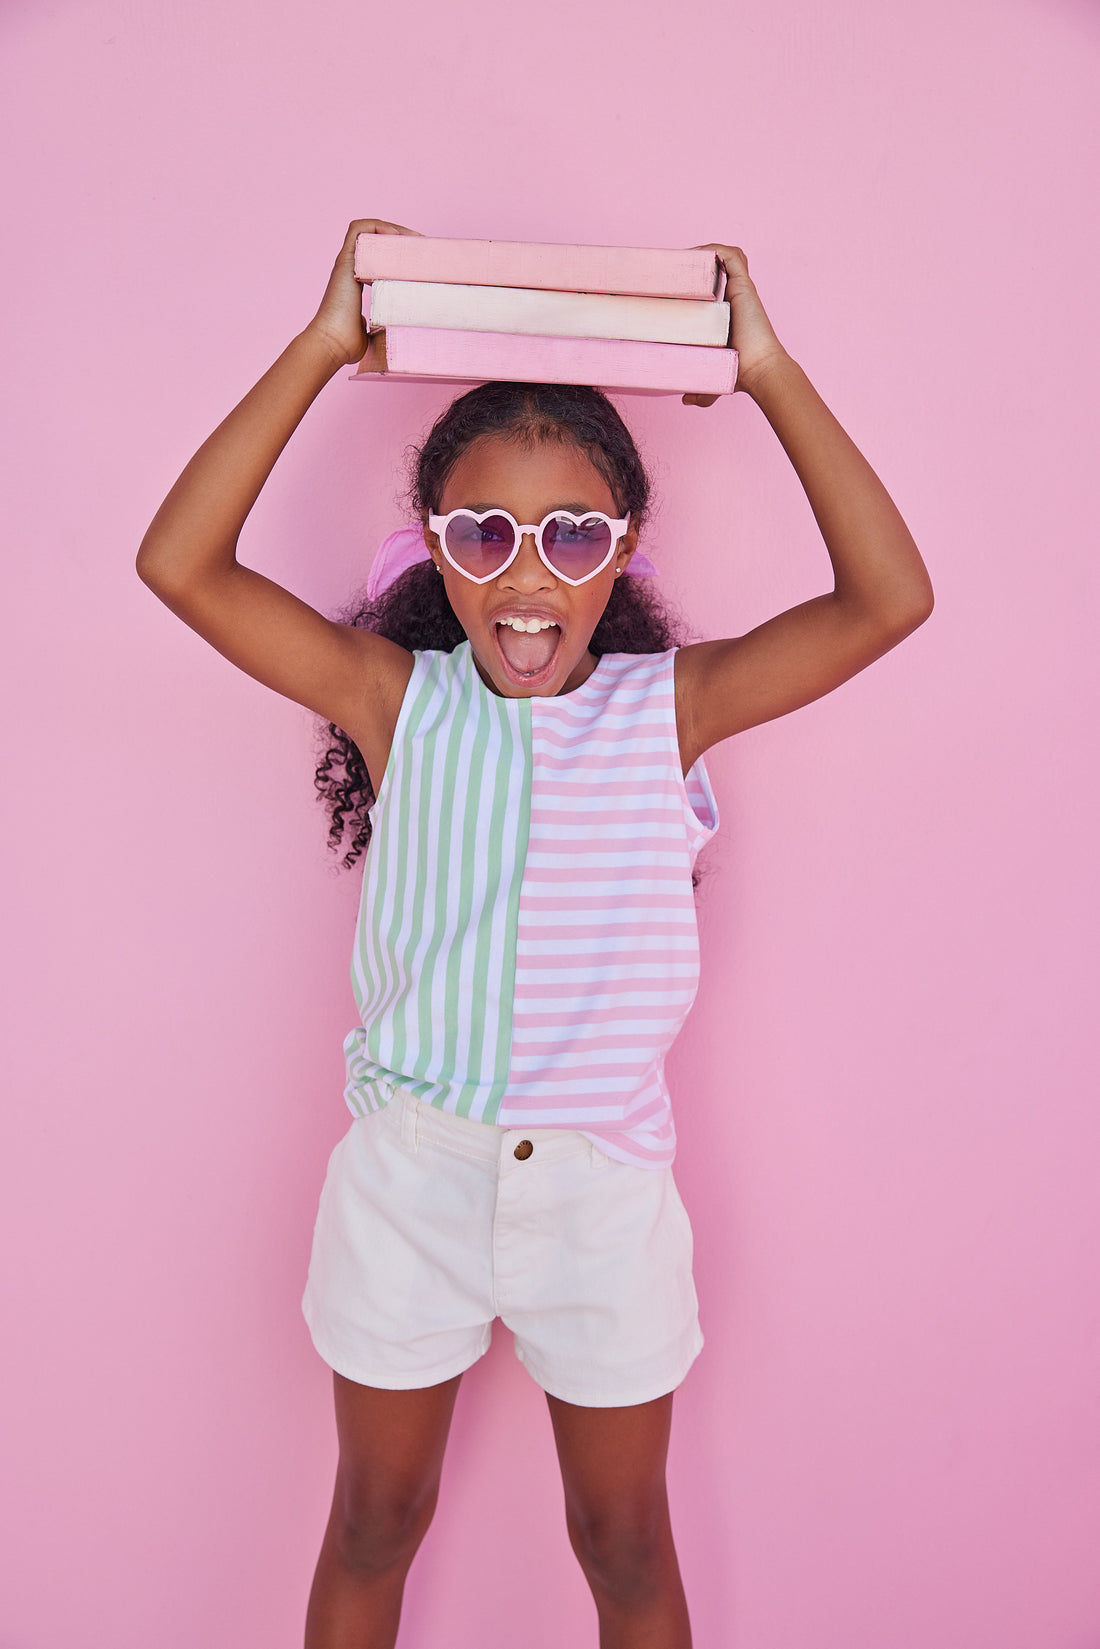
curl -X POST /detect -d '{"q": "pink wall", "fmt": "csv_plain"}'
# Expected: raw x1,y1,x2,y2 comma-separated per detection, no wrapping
3,0,1099,1643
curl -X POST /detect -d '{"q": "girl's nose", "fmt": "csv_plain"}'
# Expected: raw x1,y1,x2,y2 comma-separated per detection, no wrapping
502,532,555,589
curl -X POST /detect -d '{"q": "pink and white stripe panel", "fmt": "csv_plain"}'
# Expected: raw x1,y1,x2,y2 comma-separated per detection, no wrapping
497,650,718,1168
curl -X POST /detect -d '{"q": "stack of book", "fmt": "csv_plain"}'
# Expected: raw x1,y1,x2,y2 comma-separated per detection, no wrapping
351,235,737,397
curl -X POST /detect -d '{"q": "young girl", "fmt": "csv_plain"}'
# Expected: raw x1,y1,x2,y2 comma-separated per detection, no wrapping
137,218,932,1649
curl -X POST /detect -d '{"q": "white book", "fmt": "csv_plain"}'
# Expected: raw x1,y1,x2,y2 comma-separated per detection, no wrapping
364,280,730,348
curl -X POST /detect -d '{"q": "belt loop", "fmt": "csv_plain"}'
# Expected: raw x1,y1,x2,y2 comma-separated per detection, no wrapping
589,1140,609,1169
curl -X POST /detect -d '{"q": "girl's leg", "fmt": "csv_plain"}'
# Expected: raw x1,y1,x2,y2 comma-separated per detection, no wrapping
305,1370,463,1649
546,1391,691,1649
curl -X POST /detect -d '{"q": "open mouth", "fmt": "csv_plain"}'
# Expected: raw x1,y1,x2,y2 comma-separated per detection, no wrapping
494,615,563,683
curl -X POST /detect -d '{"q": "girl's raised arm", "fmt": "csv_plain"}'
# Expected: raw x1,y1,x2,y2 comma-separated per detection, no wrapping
674,246,934,772
136,220,418,781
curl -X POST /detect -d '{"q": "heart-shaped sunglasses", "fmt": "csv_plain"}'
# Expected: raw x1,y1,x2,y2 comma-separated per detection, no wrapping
428,508,630,586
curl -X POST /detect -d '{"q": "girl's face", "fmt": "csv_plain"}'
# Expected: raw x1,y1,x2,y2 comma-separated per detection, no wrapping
424,433,638,698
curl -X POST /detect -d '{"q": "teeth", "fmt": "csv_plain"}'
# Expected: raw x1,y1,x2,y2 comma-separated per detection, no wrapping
498,617,559,633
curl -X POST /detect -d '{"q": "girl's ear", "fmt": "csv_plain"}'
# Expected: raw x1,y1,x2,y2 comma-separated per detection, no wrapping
615,515,641,574
422,515,444,570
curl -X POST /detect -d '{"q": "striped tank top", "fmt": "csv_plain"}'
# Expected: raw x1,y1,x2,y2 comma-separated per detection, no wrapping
343,641,718,1167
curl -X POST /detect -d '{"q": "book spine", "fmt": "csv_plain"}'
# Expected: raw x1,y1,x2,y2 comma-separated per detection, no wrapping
354,235,721,300
366,280,730,347
355,327,738,396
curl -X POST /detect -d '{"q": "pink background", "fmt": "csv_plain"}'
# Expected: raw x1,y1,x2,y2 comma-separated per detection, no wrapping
3,0,1099,1643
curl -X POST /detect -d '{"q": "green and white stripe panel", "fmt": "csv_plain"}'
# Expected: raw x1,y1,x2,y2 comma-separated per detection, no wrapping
344,647,532,1123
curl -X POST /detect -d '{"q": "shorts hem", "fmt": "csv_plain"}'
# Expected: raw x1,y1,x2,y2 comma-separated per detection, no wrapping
515,1326,704,1409
305,1316,492,1392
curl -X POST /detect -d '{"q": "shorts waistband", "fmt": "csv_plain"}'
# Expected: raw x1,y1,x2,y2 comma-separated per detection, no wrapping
392,1089,608,1169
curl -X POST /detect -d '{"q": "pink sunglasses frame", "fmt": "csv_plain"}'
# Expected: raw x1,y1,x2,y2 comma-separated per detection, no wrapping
427,508,631,586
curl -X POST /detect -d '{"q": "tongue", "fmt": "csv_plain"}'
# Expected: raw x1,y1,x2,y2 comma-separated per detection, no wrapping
497,624,559,676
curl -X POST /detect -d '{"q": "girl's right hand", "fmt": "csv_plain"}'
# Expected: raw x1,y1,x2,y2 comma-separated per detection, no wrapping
308,218,422,366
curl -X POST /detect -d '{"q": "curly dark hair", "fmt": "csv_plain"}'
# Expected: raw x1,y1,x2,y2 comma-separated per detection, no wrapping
315,382,685,869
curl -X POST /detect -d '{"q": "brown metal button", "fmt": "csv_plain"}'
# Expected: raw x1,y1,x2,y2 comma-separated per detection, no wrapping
513,1139,534,1160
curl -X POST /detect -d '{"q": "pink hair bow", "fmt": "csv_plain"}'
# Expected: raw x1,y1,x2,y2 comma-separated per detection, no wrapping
366,524,659,601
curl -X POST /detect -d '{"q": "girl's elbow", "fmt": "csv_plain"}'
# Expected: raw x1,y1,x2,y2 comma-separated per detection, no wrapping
136,545,178,602
135,540,157,587
908,574,935,630
135,538,162,591
884,579,934,646
135,529,206,600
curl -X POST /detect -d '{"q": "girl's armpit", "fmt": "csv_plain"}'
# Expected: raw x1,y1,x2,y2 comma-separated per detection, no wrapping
331,628,416,790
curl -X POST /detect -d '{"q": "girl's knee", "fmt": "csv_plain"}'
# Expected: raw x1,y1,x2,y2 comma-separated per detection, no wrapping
331,1475,441,1579
566,1500,671,1605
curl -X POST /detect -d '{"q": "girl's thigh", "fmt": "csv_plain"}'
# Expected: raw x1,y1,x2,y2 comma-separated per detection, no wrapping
546,1390,675,1519
331,1370,464,1505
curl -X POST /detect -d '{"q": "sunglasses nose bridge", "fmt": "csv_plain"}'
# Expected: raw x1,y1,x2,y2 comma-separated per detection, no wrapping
502,524,556,586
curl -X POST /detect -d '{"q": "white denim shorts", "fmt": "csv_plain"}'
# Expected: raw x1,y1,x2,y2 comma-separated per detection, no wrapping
302,1089,703,1408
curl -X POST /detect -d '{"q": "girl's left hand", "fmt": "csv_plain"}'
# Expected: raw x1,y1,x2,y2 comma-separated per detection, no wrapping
683,243,788,406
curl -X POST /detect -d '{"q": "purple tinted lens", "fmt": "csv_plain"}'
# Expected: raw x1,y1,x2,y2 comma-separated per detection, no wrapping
542,515,613,579
444,513,517,578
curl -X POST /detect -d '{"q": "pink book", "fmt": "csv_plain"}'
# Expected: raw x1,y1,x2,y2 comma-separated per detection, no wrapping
354,235,722,301
352,327,738,397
